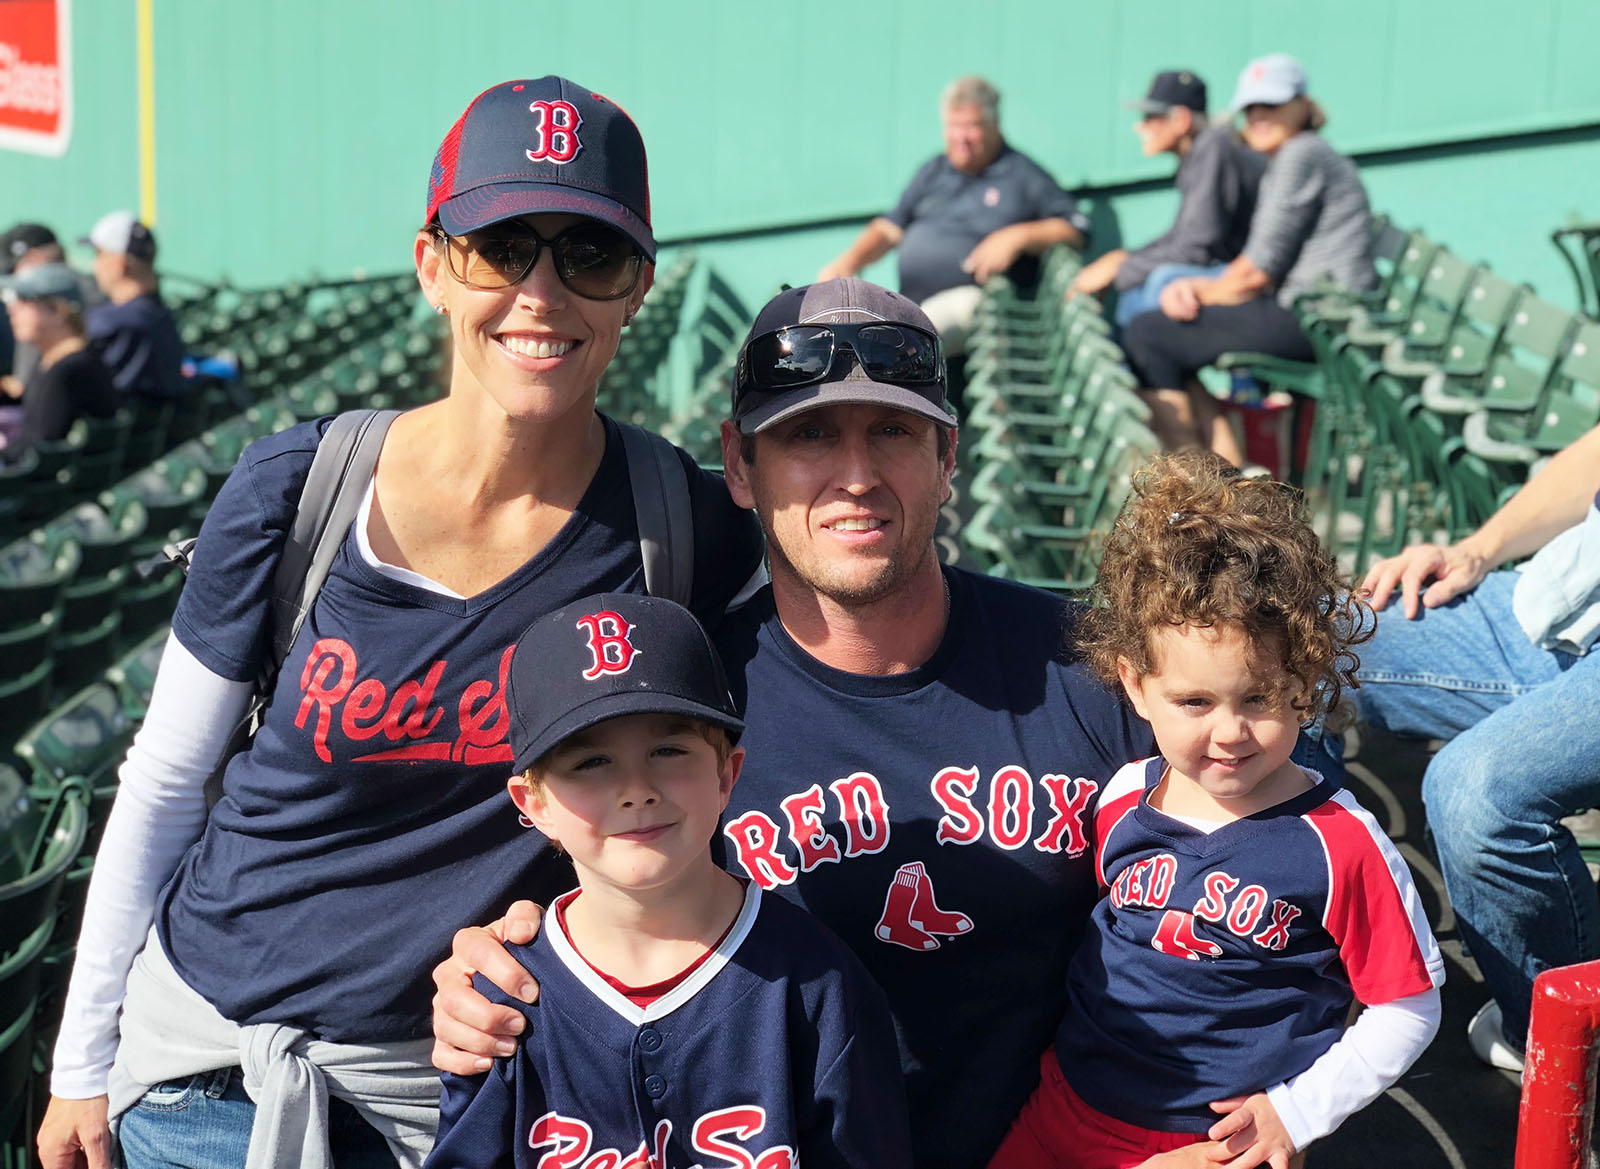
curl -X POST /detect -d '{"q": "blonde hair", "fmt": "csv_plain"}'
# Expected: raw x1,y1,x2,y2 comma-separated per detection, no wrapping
941,75,1000,124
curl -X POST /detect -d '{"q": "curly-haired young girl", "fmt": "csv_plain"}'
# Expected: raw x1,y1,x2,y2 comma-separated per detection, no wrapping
989,452,1443,1169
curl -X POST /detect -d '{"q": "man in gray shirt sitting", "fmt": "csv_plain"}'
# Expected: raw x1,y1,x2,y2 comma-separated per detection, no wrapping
1070,71,1264,331
819,75,1088,363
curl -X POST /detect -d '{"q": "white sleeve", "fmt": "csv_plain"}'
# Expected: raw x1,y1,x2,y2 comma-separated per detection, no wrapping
1265,987,1442,1151
48,633,254,1098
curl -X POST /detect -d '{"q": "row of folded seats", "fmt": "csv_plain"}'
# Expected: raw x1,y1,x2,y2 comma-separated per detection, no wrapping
0,621,161,1160
1198,215,1600,575
597,252,755,469
0,273,423,544
956,245,1158,591
0,309,448,746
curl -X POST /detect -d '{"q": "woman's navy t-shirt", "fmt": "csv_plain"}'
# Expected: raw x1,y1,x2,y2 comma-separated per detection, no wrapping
158,414,763,1044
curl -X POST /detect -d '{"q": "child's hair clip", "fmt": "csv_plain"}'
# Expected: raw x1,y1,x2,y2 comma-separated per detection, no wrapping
1167,511,1186,525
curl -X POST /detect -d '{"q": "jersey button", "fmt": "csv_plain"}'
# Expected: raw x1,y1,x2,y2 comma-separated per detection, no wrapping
639,1028,663,1053
644,1074,667,1098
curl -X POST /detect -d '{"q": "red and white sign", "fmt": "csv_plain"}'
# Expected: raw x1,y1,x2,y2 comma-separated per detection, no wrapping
0,0,72,156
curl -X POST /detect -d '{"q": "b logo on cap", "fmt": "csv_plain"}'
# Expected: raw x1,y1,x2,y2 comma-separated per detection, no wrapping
576,611,638,679
527,100,583,165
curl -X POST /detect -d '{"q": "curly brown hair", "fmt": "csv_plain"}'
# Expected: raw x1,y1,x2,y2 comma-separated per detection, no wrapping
1077,451,1372,720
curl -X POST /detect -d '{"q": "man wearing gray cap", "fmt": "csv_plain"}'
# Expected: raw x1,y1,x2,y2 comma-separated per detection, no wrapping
1,263,118,457
432,279,1329,1168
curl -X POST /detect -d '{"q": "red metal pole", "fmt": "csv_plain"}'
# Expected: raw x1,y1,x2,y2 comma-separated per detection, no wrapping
1516,960,1600,1169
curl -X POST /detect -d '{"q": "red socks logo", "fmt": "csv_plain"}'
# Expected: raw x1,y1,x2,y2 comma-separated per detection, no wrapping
875,861,973,951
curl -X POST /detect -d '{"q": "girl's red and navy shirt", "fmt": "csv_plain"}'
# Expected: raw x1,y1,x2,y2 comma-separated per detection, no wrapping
1056,757,1445,1133
157,415,763,1045
427,883,913,1169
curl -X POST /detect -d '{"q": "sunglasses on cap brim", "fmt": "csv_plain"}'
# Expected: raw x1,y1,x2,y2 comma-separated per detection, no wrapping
432,220,644,300
735,322,946,397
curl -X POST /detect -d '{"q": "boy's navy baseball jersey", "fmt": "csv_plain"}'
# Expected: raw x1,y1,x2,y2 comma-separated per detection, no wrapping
427,883,912,1169
1056,757,1445,1132
158,415,762,1045
713,569,1154,1169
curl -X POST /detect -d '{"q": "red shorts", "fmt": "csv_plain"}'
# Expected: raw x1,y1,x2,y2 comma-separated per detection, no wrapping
987,1051,1208,1169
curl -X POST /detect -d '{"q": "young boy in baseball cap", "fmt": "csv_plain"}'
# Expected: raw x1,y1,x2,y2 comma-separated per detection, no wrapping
425,593,911,1169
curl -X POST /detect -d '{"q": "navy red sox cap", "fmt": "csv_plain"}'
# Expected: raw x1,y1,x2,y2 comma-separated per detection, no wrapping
425,76,656,261
1128,70,1209,116
506,593,743,774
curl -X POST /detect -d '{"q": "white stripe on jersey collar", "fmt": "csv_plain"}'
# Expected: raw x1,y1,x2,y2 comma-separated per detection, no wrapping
545,880,763,1027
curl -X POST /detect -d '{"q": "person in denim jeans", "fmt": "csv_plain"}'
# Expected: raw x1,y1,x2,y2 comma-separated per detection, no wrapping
1355,423,1600,1072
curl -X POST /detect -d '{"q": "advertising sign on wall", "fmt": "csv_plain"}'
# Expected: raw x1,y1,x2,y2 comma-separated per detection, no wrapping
0,0,71,156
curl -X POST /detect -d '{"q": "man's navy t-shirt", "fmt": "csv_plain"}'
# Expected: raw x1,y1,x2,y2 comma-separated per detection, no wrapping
886,145,1089,303
86,292,184,400
714,569,1153,1169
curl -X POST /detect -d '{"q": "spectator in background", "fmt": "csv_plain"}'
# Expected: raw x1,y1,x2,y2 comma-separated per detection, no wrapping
1356,422,1600,1075
82,211,185,412
1121,54,1375,465
1,221,101,395
817,75,1089,369
1069,71,1265,333
0,263,118,457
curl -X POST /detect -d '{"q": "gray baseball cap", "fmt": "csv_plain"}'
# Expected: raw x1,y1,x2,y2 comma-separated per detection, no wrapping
732,277,957,436
1230,54,1308,112
0,262,84,306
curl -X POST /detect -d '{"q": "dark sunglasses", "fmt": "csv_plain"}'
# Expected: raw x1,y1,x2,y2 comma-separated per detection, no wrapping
434,221,643,300
735,322,945,396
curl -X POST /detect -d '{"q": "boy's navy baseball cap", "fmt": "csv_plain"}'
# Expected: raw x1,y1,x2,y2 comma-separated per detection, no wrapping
1128,70,1208,115
732,277,957,436
506,592,743,773
425,76,656,261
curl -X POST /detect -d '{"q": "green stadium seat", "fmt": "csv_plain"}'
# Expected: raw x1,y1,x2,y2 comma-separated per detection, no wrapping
15,684,136,863
100,458,209,559
72,410,133,495
0,777,88,1154
107,626,169,721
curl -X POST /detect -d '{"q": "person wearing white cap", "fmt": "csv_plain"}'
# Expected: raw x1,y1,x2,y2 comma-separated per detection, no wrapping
81,210,186,410
1120,54,1376,465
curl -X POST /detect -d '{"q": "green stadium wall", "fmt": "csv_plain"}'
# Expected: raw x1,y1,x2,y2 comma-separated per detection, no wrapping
4,0,1599,317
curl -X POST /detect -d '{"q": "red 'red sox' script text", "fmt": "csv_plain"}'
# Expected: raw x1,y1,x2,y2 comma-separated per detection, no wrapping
294,638,515,765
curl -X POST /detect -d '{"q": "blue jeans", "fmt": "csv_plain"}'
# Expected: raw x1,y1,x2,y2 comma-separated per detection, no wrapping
118,1067,402,1168
1113,262,1228,330
1355,571,1600,1050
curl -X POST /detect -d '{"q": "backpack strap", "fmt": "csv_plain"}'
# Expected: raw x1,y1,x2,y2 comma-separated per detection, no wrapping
618,419,694,606
268,408,400,678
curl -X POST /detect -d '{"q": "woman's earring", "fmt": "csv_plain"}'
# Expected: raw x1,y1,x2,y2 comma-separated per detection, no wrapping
434,303,447,315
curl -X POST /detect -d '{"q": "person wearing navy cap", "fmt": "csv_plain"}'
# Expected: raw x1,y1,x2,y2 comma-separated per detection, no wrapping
427,594,911,1168
37,77,763,1169
1070,70,1265,335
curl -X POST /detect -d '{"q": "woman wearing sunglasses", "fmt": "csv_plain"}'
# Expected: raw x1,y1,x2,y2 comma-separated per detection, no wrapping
38,76,763,1169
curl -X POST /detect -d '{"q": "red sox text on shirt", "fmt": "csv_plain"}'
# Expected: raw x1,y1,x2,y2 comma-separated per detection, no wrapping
723,765,1100,888
292,637,516,766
